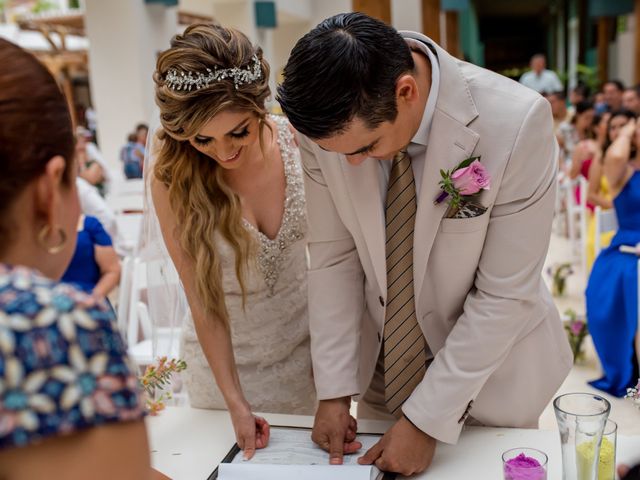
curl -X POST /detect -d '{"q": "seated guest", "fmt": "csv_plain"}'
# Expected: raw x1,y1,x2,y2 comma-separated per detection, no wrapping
583,111,637,268
0,39,152,479
586,114,640,397
623,85,640,116
568,84,589,119
547,90,570,135
603,80,625,112
77,176,119,242
62,215,121,300
77,127,111,196
120,133,143,179
560,100,595,173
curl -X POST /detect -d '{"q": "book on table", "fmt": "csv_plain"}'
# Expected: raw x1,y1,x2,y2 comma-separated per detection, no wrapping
209,426,393,480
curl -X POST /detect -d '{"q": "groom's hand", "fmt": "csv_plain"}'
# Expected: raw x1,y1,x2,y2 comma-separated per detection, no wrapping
311,397,362,465
358,415,436,476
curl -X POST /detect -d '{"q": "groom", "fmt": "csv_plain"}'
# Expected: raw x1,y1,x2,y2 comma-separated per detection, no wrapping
277,13,572,476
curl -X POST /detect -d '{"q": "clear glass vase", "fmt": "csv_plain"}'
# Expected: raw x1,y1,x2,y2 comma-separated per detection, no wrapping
553,393,611,480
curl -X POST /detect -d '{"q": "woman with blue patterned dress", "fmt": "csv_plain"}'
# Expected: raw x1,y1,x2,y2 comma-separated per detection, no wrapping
0,39,152,479
586,117,640,397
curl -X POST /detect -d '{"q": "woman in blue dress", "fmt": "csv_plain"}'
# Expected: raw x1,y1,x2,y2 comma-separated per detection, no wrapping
586,116,640,397
62,215,121,299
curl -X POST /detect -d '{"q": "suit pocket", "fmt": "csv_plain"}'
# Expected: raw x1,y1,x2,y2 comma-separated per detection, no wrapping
440,211,489,234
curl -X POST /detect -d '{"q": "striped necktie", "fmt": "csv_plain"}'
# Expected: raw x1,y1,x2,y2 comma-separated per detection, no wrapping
383,149,426,417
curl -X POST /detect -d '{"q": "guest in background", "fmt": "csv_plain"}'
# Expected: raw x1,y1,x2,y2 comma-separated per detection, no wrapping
547,90,570,134
560,100,595,172
85,105,98,141
121,133,144,179
567,84,589,120
581,110,638,270
603,80,625,112
569,84,589,107
594,90,608,115
586,116,640,397
594,112,612,151
76,127,111,196
0,38,152,479
623,85,640,116
62,215,121,301
135,123,149,150
76,176,119,242
519,53,563,94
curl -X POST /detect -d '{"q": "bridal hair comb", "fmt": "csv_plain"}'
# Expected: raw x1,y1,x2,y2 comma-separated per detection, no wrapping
164,54,262,91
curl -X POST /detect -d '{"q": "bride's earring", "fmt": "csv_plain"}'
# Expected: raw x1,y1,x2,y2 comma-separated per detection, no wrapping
37,225,67,255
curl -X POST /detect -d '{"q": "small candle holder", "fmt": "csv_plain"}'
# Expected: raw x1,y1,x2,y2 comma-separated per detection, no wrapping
502,447,548,480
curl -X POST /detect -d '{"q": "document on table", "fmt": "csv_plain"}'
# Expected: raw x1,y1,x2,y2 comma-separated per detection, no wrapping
214,426,387,480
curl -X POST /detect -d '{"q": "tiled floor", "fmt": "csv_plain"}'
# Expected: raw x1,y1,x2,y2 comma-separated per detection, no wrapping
539,233,640,434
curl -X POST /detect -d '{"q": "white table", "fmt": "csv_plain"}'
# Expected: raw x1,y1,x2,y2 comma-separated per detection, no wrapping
147,407,640,480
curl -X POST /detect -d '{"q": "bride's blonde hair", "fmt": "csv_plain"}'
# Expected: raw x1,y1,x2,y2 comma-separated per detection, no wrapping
153,23,271,328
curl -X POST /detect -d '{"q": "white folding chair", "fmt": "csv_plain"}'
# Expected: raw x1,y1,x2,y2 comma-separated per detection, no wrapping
564,176,588,270
115,256,132,337
594,206,619,259
107,193,144,214
115,213,143,256
126,257,182,368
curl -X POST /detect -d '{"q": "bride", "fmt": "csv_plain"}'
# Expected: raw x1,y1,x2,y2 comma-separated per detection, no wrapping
148,24,315,457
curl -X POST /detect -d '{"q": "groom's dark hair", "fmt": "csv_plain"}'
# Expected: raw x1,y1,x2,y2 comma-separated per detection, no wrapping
276,12,414,140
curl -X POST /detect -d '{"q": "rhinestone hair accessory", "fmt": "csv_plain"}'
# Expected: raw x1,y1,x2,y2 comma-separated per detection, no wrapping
164,54,262,91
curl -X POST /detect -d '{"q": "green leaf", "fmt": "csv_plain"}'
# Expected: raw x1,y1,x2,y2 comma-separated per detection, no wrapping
440,169,447,179
455,156,481,171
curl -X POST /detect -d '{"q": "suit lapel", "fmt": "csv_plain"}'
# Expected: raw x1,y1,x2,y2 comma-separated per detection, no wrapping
413,112,479,305
403,33,481,306
341,157,387,294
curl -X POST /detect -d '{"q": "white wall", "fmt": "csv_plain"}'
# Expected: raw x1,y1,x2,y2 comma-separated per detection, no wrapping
85,0,177,170
310,0,351,28
392,0,421,32
613,14,635,87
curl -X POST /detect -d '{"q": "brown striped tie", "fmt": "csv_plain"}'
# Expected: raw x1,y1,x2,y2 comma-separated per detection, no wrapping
383,149,426,417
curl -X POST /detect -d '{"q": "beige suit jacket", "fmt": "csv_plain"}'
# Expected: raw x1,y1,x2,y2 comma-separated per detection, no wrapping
299,32,573,445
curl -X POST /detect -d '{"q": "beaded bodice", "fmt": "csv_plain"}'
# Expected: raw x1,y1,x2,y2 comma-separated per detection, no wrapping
241,115,307,295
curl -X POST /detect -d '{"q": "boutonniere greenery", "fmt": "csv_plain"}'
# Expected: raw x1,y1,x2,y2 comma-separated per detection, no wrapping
434,156,491,215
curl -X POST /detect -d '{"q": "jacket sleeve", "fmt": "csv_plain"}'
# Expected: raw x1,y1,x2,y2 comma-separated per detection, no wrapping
298,133,365,400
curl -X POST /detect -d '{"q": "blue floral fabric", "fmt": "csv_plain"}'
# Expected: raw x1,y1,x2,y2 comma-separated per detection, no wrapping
0,264,144,450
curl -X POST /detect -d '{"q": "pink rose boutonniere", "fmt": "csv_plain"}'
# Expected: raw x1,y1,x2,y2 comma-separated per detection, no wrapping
435,156,490,216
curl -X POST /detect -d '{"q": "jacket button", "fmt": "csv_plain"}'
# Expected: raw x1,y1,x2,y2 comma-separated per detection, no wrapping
379,296,385,307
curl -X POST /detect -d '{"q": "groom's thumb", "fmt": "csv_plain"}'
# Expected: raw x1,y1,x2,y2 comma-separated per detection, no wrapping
329,433,344,465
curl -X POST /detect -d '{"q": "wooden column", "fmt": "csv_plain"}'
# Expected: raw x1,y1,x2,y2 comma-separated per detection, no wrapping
597,17,610,85
444,10,460,58
422,0,440,42
352,0,391,24
635,0,640,83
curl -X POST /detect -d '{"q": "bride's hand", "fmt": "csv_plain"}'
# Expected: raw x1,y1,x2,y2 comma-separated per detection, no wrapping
230,404,271,460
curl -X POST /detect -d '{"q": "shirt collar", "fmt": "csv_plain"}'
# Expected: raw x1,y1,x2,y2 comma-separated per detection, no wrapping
404,37,440,147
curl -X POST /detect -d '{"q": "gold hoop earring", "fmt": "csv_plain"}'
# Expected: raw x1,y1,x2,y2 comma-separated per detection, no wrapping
37,225,67,255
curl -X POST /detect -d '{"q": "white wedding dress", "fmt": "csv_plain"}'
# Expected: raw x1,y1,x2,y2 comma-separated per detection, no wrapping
181,115,316,415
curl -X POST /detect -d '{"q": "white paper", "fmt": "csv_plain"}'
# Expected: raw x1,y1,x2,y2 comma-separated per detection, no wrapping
218,464,381,480
219,427,383,480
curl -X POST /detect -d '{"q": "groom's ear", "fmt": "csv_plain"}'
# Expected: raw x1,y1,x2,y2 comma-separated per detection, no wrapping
396,74,419,106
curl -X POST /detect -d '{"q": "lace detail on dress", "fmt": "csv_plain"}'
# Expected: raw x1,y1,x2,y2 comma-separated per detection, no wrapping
242,115,307,296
